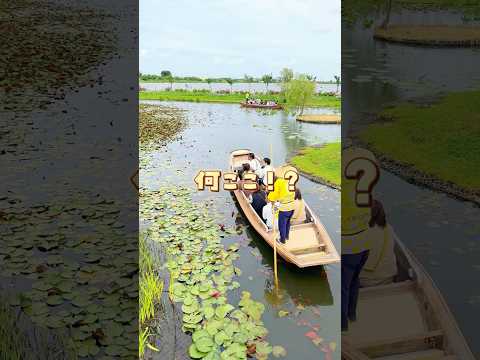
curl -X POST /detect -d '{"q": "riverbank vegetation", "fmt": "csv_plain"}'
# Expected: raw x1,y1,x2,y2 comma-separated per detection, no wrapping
290,143,341,188
140,89,340,109
359,90,480,196
139,72,340,85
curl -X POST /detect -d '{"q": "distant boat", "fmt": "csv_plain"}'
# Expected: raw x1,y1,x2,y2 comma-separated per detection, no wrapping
229,149,340,268
342,231,475,360
240,102,283,110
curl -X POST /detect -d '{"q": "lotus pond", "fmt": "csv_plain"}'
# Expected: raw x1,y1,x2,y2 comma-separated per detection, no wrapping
140,101,341,360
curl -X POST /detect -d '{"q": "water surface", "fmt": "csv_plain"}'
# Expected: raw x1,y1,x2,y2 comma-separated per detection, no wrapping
141,100,341,359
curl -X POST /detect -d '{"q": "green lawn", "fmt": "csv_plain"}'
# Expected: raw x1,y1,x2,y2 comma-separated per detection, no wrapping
139,90,340,108
290,142,341,187
360,91,480,191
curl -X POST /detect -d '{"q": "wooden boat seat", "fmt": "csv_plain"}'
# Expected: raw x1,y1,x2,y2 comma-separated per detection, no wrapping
359,280,415,295
355,330,444,358
285,224,324,253
375,349,449,360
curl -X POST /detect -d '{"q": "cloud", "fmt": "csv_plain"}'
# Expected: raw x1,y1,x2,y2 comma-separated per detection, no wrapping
140,0,340,78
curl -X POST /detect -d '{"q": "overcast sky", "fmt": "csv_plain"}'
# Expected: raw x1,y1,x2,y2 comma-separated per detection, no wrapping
140,0,340,81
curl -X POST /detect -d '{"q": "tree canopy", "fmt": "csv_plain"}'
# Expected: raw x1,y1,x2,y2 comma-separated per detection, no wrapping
284,74,316,115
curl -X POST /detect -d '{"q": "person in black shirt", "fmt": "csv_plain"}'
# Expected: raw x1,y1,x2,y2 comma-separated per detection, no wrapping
250,190,267,220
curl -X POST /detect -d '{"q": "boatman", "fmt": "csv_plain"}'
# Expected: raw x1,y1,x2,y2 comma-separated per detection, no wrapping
341,146,379,332
267,165,296,245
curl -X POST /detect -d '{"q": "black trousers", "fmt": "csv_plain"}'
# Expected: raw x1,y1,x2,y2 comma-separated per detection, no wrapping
341,250,369,331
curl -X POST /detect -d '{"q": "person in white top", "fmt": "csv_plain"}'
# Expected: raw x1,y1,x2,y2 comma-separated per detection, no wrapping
258,157,274,185
248,153,262,175
262,202,278,230
360,200,398,287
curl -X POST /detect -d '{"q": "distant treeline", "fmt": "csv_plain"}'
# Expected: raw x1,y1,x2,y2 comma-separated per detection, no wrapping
139,73,339,84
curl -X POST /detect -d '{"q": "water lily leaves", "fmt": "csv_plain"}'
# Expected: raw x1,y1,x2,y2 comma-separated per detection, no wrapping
78,339,99,357
206,320,222,336
255,341,272,358
214,330,229,346
184,313,203,324
203,306,215,319
215,304,234,319
221,343,247,360
183,300,200,314
204,351,221,360
196,336,215,353
189,344,209,359
272,345,287,357
46,295,63,306
231,310,247,323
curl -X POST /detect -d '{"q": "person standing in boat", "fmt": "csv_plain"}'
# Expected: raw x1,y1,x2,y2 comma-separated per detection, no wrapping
360,200,397,287
341,147,378,332
267,165,296,244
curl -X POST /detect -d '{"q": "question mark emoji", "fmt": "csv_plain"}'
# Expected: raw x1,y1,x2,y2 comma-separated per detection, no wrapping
284,170,299,191
344,157,379,207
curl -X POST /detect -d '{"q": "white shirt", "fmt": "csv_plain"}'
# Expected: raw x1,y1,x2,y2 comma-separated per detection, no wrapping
262,202,278,230
259,164,273,180
249,158,261,173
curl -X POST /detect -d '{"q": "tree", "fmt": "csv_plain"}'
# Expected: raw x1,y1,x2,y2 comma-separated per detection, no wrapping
225,78,234,93
166,75,174,90
244,74,254,91
334,75,341,93
280,68,294,83
161,70,172,77
261,74,273,93
206,78,213,92
279,68,294,93
284,74,316,115
305,74,317,82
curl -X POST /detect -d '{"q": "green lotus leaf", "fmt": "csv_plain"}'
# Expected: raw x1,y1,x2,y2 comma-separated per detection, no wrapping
203,306,215,319
192,329,210,343
255,341,272,356
215,304,234,319
214,330,229,346
196,336,215,353
46,295,63,306
272,345,287,357
189,344,208,359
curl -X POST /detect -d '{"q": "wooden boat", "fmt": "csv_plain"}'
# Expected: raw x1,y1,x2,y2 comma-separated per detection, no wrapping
342,231,475,360
229,149,340,268
240,102,283,110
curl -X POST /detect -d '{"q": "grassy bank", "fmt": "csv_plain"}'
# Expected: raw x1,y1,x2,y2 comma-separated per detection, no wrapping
360,91,480,192
140,90,340,108
290,143,341,188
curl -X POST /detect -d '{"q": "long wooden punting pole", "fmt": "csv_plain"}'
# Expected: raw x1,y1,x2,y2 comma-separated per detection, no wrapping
270,143,279,289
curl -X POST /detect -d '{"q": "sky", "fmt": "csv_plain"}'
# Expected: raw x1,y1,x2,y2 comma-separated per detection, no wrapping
140,0,340,81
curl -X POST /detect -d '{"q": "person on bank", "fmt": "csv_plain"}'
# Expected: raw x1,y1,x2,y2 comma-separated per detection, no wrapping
341,147,377,332
267,166,296,244
360,200,398,287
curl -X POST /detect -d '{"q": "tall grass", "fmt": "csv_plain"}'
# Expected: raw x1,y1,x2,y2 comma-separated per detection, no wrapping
139,232,163,357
